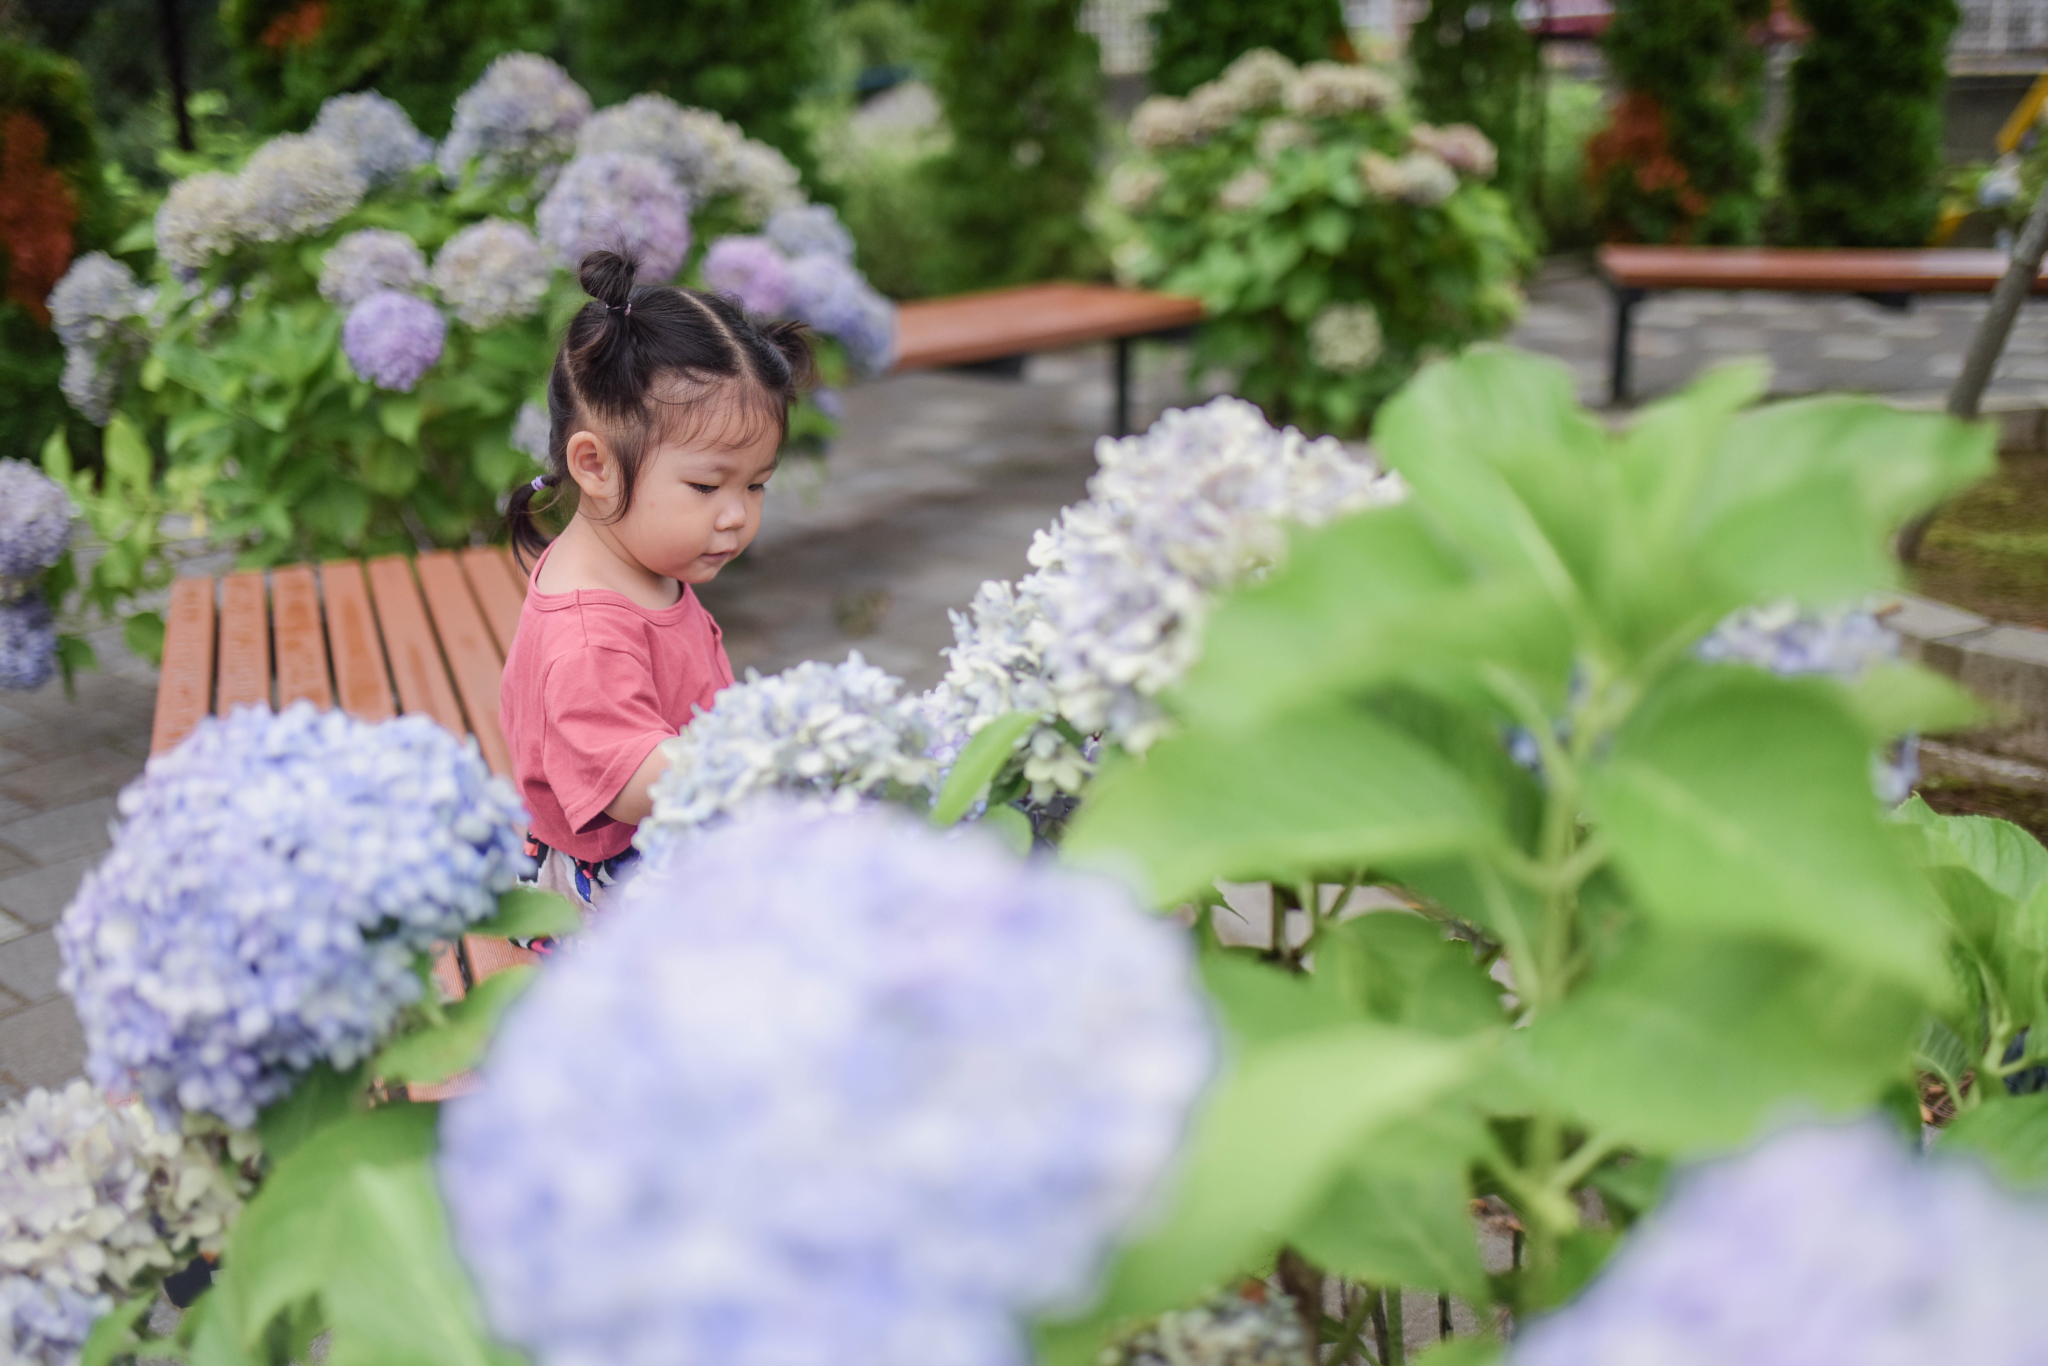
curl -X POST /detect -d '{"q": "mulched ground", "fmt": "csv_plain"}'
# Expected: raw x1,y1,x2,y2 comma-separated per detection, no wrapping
1912,452,2048,630
1915,776,2048,842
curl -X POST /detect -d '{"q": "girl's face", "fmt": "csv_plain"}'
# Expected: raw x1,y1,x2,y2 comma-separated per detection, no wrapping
609,422,780,585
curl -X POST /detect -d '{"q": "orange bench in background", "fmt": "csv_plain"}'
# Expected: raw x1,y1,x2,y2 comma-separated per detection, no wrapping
890,282,1205,436
149,549,542,1003
1596,245,2048,405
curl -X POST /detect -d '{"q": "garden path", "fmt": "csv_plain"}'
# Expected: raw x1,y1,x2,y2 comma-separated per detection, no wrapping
8,260,2048,1094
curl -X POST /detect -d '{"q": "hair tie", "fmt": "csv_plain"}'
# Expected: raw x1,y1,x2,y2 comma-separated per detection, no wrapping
610,301,632,317
530,475,548,491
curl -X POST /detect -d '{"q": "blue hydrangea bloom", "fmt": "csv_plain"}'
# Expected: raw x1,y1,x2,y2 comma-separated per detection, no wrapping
439,53,591,186
787,252,897,377
1696,602,1898,678
1514,1121,2048,1366
765,203,854,262
342,289,447,392
439,803,1215,1366
57,704,530,1126
0,596,56,692
0,463,75,584
701,235,792,318
535,151,693,283
45,252,142,353
308,91,434,186
0,1275,108,1365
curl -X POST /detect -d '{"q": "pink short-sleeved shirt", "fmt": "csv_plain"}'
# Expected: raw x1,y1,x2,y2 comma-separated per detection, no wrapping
499,543,734,862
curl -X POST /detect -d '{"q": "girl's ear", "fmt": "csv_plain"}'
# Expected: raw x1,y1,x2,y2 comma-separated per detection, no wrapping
564,429,614,504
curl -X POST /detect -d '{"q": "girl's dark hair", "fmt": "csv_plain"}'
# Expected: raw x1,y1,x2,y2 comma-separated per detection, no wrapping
506,245,816,567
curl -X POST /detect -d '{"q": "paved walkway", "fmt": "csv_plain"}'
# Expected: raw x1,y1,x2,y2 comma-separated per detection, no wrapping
8,260,2048,1095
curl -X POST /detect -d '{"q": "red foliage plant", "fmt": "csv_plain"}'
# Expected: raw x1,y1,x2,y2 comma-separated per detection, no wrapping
1583,89,1709,243
261,0,329,52
0,110,79,326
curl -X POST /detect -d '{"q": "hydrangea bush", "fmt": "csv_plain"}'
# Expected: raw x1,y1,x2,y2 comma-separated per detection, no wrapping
0,460,75,691
58,704,529,1126
1108,48,1531,434
42,55,895,650
441,803,1214,1366
0,1081,253,1365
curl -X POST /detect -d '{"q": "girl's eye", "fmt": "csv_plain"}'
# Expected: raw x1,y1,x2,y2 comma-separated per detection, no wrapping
748,483,768,493
689,483,718,495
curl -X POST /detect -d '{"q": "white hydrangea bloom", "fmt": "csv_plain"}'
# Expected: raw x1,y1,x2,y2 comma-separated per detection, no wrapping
1214,48,1298,113
154,172,246,272
721,139,805,225
1308,302,1384,373
308,91,434,185
318,228,429,307
916,580,1088,802
1411,122,1497,179
1255,117,1314,161
430,218,552,329
1130,96,1201,151
638,653,937,848
1108,162,1167,212
1285,62,1399,118
0,1081,251,1363
1215,167,1272,213
234,134,368,242
1360,149,1458,207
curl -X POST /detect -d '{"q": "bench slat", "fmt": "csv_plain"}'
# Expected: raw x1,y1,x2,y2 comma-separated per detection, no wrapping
892,282,1205,372
463,933,541,986
459,546,525,656
416,551,513,778
320,561,396,724
1598,245,2048,295
149,577,215,756
271,565,334,711
365,556,468,739
214,572,271,715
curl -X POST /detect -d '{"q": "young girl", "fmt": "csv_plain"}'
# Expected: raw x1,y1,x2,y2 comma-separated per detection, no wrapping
500,246,813,908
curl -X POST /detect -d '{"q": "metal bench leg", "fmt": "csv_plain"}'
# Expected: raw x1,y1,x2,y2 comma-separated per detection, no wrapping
1113,336,1132,438
1609,286,1644,407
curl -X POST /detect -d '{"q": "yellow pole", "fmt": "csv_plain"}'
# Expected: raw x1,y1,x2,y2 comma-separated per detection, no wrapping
1997,69,2048,154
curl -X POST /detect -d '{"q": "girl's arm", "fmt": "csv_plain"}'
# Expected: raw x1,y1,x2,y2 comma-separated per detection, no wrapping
603,745,673,826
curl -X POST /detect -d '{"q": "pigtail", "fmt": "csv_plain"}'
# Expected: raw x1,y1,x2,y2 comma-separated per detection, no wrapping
758,318,819,393
506,475,558,571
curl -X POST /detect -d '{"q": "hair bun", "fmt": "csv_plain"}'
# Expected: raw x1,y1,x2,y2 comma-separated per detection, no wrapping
577,247,640,312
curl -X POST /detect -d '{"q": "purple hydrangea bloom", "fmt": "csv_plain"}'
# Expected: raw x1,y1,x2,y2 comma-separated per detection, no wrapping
342,289,447,392
0,463,75,583
438,53,591,185
0,596,56,692
308,91,434,186
430,219,552,329
318,228,429,308
1514,1121,2048,1366
0,1276,107,1366
57,704,530,1126
786,252,897,377
535,151,693,283
1696,602,1898,678
701,234,793,317
765,203,854,262
439,803,1215,1366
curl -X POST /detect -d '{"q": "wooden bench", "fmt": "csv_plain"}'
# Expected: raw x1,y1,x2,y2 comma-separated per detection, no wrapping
890,281,1205,436
149,549,543,1006
1597,245,2048,404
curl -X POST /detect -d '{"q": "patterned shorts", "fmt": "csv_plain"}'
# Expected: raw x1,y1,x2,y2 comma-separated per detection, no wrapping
513,835,641,954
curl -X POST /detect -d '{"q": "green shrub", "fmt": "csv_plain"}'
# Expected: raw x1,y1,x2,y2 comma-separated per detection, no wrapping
1587,0,1768,244
1407,0,1540,213
1109,50,1530,435
1147,0,1348,98
573,0,825,167
1538,76,1606,251
0,39,113,464
812,99,953,299
917,0,1103,294
1781,0,1960,247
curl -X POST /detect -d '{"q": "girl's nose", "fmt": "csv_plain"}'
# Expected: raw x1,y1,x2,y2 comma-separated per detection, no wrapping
713,496,748,532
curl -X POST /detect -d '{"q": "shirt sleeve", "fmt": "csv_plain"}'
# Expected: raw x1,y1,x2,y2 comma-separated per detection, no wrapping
539,645,676,834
